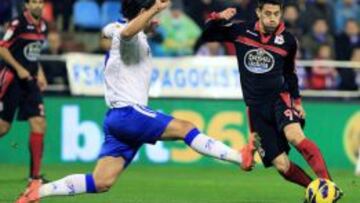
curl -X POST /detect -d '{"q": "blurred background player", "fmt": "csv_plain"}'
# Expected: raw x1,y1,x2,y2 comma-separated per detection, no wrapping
198,0,342,199
16,0,256,202
0,0,48,183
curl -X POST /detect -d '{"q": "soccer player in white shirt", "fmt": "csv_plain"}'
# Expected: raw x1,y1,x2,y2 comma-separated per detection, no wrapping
16,0,256,202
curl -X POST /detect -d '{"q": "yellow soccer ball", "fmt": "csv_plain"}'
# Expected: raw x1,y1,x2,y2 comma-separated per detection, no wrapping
305,178,337,203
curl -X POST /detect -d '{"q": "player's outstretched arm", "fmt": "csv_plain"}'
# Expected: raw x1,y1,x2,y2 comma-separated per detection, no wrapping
121,0,170,40
199,8,237,42
216,8,237,21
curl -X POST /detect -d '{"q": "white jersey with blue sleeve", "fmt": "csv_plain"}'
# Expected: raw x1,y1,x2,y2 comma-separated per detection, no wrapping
102,21,152,108
99,22,175,167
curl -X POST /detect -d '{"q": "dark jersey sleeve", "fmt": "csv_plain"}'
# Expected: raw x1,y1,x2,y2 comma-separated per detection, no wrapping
283,36,301,101
0,18,21,48
200,14,240,42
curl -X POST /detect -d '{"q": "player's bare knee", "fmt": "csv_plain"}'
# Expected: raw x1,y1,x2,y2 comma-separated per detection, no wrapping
286,132,305,146
0,122,10,138
40,120,47,132
284,124,305,146
177,120,196,139
30,118,46,133
274,160,290,173
0,125,10,138
273,155,290,173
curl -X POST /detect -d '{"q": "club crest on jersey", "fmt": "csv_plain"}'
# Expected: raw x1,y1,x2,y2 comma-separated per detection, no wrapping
274,35,284,45
244,48,275,74
23,41,42,61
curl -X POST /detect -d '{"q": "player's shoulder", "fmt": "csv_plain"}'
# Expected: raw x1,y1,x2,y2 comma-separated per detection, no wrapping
226,20,252,34
282,31,297,45
7,16,23,29
236,21,260,33
105,21,124,29
9,13,47,31
103,20,126,38
15,12,33,26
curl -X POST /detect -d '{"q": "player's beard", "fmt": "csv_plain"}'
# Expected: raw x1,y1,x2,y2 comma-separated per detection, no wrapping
30,8,42,20
263,25,277,34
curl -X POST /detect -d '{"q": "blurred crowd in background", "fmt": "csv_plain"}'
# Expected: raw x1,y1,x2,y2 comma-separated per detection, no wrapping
0,0,360,91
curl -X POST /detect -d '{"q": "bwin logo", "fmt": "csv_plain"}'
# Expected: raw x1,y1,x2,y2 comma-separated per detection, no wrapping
244,48,275,74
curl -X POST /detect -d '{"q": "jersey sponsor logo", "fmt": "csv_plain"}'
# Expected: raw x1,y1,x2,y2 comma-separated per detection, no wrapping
23,41,42,61
274,35,284,45
244,48,275,74
27,25,35,30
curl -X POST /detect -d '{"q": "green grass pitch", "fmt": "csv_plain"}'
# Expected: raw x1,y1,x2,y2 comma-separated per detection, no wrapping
0,164,359,203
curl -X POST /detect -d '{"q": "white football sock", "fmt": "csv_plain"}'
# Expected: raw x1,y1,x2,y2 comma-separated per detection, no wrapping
39,174,88,198
188,133,242,164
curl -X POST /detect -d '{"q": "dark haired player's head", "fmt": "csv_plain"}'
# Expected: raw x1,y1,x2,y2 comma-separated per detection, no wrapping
257,0,283,9
25,0,44,19
122,0,156,20
256,0,284,34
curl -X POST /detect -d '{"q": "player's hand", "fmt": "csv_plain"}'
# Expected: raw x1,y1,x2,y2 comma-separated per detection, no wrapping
218,8,237,21
37,71,48,92
294,104,306,119
17,68,32,80
153,0,170,11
